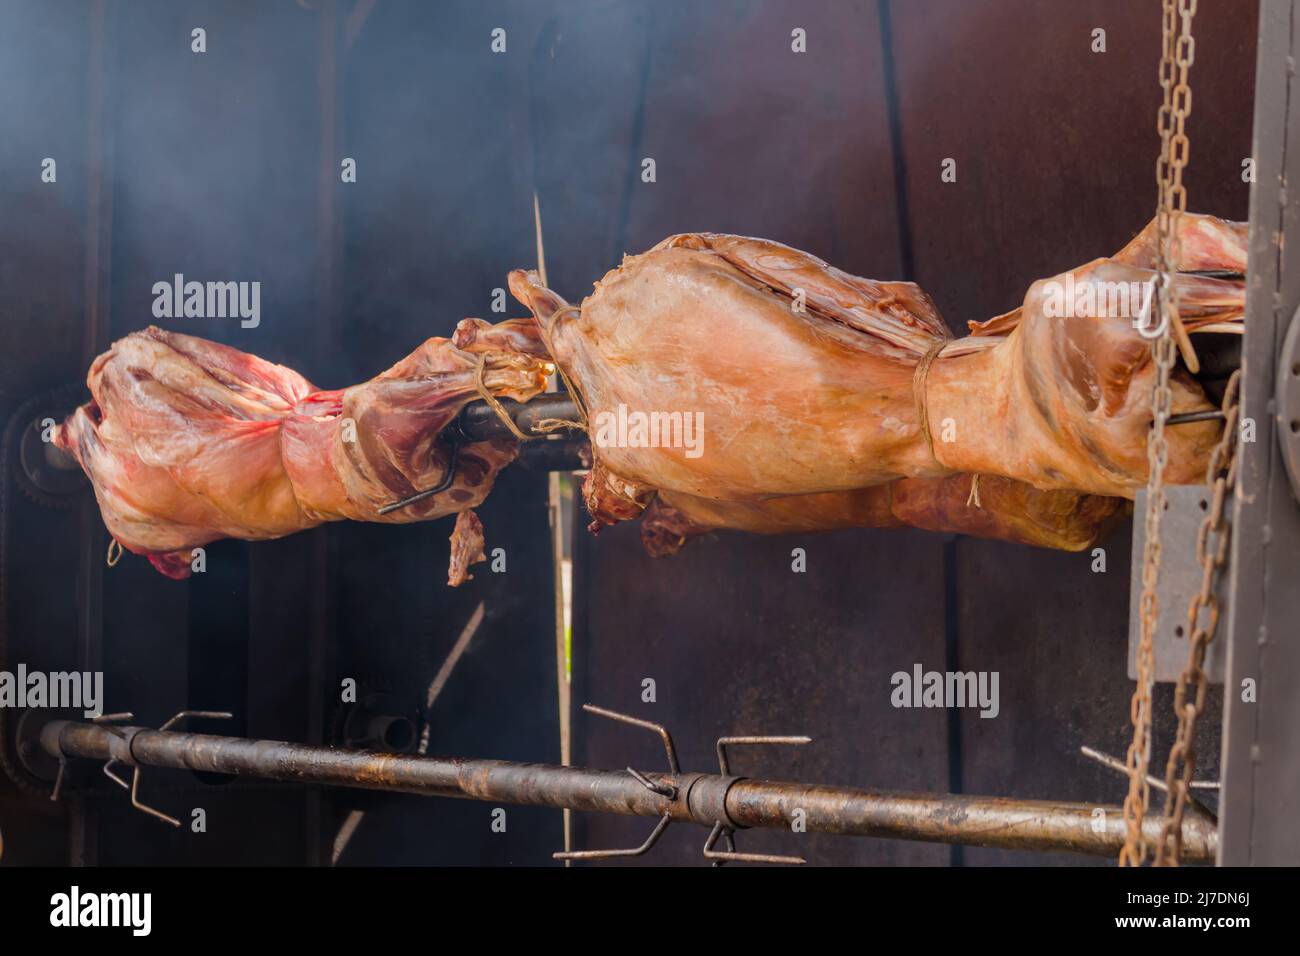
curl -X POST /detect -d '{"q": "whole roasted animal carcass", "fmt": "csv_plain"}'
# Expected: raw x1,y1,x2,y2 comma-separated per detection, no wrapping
55,320,552,581
59,213,1246,576
509,213,1247,554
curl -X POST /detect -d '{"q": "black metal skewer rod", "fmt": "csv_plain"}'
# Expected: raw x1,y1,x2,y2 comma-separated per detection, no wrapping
40,720,1216,861
1166,409,1226,425
34,393,585,477
457,393,581,442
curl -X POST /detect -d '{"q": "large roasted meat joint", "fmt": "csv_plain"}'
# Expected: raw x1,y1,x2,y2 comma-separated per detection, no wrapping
58,213,1245,577
511,212,1246,555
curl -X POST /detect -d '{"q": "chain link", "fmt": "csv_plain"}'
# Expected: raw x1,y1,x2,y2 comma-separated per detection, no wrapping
1120,0,1197,868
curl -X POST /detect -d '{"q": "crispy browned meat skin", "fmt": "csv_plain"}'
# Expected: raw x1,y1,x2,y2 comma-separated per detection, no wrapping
56,322,550,578
640,486,900,556
641,477,1126,556
970,215,1248,337
925,262,1237,495
888,475,1126,549
510,213,1245,551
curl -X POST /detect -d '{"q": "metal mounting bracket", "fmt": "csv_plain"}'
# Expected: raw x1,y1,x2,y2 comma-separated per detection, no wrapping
1127,486,1227,684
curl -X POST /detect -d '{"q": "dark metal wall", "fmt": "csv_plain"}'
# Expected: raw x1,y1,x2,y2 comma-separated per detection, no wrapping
0,0,561,866
894,0,1254,867
553,0,1256,866
0,0,1260,867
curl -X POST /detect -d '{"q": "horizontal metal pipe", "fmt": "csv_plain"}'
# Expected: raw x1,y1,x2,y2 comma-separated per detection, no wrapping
42,721,1216,860
45,721,671,817
724,780,1216,860
516,436,589,472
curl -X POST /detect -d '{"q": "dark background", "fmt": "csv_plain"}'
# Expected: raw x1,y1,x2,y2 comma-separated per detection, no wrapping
0,0,1256,866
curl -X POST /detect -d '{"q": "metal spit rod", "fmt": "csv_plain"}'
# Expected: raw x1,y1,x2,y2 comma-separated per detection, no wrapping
38,394,584,471
37,381,1222,480
39,718,1216,861
457,393,580,442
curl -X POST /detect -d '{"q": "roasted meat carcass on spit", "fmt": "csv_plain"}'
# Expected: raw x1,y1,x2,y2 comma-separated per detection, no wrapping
639,477,1128,556
58,212,1245,575
55,320,551,581
509,213,1247,554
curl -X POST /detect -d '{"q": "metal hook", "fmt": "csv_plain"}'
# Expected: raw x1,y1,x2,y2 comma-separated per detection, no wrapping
583,703,680,773
88,712,137,795
554,813,672,862
376,437,462,515
1079,744,1218,822
716,735,812,775
703,821,805,866
158,709,232,732
50,758,67,802
626,766,675,798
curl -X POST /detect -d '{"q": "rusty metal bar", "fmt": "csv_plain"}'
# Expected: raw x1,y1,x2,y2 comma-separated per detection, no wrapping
724,780,1216,860
39,719,1216,861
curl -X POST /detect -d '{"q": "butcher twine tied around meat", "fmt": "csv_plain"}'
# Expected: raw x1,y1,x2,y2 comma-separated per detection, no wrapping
497,292,985,509
911,338,982,509
504,296,987,507
472,304,589,440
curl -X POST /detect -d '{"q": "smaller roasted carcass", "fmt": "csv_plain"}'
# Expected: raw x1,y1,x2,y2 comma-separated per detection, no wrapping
56,321,551,580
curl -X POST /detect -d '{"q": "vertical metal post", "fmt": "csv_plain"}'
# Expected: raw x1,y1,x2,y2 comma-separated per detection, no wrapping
72,0,118,868
1219,0,1300,866
306,0,342,867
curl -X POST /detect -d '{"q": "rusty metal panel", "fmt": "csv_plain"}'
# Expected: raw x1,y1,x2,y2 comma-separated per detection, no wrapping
1127,487,1228,684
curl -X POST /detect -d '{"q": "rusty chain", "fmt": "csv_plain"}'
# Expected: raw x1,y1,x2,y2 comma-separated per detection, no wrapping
1120,0,1197,868
1154,369,1240,865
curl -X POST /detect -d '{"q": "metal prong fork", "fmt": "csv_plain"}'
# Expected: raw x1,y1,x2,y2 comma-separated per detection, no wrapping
706,735,812,866
104,710,233,828
553,704,679,861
